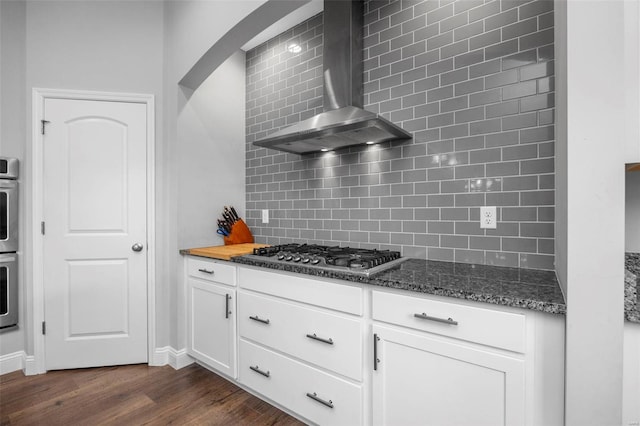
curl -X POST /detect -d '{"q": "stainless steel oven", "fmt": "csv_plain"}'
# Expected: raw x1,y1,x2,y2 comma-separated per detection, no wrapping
0,254,18,328
0,157,19,329
0,157,19,253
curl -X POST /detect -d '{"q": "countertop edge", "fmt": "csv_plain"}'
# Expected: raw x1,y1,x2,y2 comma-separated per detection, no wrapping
180,249,640,323
625,252,639,324
230,256,567,316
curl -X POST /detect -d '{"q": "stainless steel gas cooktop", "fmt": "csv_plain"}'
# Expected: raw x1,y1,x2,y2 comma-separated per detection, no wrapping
244,244,408,277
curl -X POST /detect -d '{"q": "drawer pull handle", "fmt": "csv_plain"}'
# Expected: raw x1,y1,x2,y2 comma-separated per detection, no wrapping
414,312,458,326
249,365,270,378
373,333,380,371
198,268,214,275
306,333,333,345
225,294,231,319
249,315,270,325
306,392,333,409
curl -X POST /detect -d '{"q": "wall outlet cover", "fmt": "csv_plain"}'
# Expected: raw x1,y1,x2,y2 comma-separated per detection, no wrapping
261,209,269,224
480,206,497,229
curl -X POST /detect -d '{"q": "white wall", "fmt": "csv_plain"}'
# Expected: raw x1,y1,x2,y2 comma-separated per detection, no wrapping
554,0,567,298
165,0,266,83
163,0,260,352
0,0,27,357
627,171,640,252
176,51,246,250
23,0,165,354
1,0,291,363
162,0,291,351
558,1,626,423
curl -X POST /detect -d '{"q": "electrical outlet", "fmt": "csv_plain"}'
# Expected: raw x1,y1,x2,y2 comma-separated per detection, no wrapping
261,209,269,224
480,206,497,229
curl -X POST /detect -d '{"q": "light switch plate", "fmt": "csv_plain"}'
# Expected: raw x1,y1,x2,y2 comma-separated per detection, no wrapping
480,206,497,229
261,209,269,224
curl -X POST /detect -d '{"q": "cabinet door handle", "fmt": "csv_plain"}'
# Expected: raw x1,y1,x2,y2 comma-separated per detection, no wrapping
306,392,333,409
249,315,270,325
198,268,214,274
373,333,380,371
249,365,270,378
225,294,231,319
306,333,333,345
414,312,458,326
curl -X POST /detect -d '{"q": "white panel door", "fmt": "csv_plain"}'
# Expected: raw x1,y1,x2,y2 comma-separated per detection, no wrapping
43,98,148,370
372,325,525,426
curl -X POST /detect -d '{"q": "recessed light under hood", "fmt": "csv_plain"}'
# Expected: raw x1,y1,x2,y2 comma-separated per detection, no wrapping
253,0,412,155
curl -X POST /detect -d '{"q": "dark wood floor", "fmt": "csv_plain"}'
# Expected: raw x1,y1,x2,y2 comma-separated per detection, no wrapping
0,363,305,425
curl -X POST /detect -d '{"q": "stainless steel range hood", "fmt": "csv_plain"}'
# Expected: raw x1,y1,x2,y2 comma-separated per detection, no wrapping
253,0,412,155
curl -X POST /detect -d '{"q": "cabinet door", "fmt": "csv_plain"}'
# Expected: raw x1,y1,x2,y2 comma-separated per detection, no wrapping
623,322,640,426
372,325,525,426
187,278,236,378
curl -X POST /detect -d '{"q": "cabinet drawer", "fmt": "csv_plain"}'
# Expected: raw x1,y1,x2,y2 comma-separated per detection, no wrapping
187,257,236,286
238,267,362,315
238,291,362,381
372,290,526,353
239,339,362,426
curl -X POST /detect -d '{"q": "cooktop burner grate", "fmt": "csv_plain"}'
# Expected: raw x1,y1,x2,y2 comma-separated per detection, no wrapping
249,244,406,277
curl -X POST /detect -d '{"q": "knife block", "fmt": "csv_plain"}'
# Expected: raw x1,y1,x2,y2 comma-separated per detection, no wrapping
223,219,254,245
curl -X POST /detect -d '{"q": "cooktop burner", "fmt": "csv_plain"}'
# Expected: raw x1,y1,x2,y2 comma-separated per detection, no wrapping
247,244,407,277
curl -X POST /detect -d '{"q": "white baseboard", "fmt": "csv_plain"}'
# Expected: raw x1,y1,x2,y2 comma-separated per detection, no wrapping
3,348,193,376
0,351,25,375
152,346,194,370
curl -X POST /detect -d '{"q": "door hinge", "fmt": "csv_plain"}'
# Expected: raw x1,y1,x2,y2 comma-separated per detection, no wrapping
41,221,45,235
42,321,46,335
41,120,50,135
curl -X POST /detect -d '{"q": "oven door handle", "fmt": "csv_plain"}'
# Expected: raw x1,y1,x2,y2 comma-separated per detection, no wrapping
0,253,17,262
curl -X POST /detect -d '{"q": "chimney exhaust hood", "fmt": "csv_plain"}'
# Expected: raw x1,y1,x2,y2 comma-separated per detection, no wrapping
253,0,412,155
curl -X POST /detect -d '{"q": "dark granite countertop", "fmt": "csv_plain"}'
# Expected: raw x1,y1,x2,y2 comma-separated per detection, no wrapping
184,249,640,321
231,256,567,315
626,253,640,324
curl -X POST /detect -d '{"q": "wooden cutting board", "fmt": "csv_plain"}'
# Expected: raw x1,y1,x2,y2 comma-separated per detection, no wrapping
185,243,269,261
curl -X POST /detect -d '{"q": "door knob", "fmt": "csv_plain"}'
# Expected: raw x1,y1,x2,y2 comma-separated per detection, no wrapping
132,243,144,252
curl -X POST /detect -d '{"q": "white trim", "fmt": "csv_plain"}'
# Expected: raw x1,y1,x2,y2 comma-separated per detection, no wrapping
0,351,25,375
153,346,194,370
23,355,38,376
149,346,169,366
31,88,156,373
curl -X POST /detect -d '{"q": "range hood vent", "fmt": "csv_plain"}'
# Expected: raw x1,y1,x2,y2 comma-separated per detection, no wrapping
253,0,412,155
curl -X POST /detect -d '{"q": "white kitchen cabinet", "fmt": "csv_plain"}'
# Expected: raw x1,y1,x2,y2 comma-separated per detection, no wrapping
239,338,363,426
625,0,640,163
237,266,364,425
372,290,526,353
238,290,363,381
372,324,525,426
624,322,640,426
186,257,237,378
371,289,564,426
238,266,362,315
181,263,563,426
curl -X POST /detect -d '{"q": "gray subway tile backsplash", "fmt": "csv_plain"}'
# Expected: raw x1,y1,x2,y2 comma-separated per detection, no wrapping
245,0,556,270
